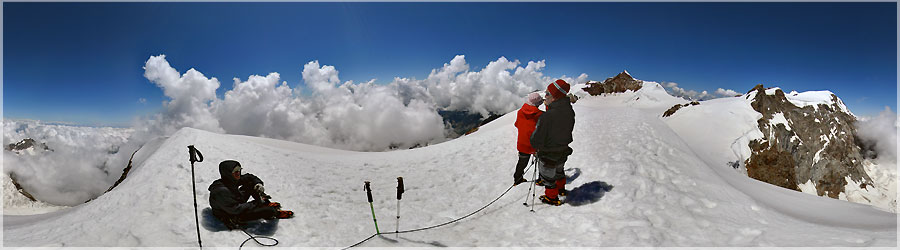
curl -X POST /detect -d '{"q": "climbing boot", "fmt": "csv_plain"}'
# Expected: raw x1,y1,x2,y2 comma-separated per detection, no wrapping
277,210,294,219
539,195,563,206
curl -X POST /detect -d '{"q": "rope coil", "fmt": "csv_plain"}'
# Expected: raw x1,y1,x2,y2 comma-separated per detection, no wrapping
240,228,279,249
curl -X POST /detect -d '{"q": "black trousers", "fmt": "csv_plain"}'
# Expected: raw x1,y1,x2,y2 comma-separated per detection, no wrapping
214,201,279,229
237,205,278,221
514,152,531,180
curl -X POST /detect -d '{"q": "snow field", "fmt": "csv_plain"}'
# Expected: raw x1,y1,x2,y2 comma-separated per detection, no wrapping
2,175,66,215
663,91,898,214
3,92,896,247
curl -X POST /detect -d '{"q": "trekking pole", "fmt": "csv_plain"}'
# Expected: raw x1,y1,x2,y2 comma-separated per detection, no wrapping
523,160,535,207
187,145,204,248
364,181,380,234
530,155,537,213
395,177,404,239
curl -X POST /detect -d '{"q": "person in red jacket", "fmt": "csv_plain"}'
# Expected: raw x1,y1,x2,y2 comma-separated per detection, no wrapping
513,92,545,185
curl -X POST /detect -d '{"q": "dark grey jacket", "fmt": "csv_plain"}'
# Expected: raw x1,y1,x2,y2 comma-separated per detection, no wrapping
530,98,575,164
208,160,264,217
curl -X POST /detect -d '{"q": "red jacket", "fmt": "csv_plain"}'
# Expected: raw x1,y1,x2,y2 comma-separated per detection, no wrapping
515,103,544,154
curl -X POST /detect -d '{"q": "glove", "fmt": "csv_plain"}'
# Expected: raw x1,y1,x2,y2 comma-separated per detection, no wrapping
254,183,265,194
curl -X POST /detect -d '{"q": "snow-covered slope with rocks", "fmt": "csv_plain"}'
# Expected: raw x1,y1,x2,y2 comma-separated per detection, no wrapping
3,88,895,247
663,85,897,213
2,175,67,215
2,119,134,206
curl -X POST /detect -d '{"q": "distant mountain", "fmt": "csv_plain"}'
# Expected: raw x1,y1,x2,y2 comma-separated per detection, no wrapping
5,138,52,155
577,71,894,212
742,84,872,198
660,82,894,212
439,110,503,138
582,70,643,95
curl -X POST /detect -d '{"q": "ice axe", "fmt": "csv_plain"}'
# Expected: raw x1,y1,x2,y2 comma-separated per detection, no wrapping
187,145,204,248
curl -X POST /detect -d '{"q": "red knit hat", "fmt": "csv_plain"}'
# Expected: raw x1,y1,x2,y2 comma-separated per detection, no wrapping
546,79,570,100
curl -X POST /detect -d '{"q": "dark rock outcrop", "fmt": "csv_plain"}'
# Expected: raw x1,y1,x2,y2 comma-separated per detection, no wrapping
105,149,138,193
744,84,872,198
440,110,502,138
6,138,51,153
662,101,700,117
8,172,37,202
583,71,643,95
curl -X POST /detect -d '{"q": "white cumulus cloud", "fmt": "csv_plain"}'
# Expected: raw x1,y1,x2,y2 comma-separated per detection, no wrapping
856,106,899,164
3,119,133,206
390,55,588,118
663,82,740,101
715,88,740,97
135,54,581,151
142,55,224,136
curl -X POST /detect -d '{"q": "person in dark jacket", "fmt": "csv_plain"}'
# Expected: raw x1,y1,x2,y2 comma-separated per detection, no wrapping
513,92,544,185
209,160,292,229
530,79,575,206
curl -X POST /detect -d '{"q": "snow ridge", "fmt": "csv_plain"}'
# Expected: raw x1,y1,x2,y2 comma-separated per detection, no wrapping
4,87,895,247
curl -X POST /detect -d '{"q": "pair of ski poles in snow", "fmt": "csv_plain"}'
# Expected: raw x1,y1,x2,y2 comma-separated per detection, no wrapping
523,156,538,212
364,177,405,237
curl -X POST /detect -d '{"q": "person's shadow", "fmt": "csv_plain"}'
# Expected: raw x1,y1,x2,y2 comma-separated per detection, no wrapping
566,181,614,206
200,207,279,235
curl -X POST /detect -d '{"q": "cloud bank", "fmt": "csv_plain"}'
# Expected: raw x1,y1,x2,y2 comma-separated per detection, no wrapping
663,82,740,101
856,107,899,164
4,54,588,206
139,54,588,151
2,120,133,206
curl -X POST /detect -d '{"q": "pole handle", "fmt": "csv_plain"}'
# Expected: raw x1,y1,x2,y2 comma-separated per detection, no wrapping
188,145,204,163
364,181,373,203
396,177,404,200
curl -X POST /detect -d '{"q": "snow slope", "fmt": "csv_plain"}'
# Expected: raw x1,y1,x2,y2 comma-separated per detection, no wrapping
3,93,896,247
2,175,67,215
663,90,898,213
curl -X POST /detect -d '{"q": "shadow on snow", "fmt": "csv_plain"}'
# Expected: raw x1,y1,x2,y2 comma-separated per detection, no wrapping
566,181,614,207
200,207,279,236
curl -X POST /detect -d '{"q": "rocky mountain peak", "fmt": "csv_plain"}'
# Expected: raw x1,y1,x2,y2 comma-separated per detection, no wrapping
6,138,52,154
744,84,872,198
583,70,643,95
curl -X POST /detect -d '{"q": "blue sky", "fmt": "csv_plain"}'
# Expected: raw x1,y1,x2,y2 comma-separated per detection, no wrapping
3,2,897,126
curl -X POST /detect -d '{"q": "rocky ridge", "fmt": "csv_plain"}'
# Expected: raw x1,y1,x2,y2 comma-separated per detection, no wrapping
6,138,52,154
582,70,643,95
744,84,872,198
662,101,701,118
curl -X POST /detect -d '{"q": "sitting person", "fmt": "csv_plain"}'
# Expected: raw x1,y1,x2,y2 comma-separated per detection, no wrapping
209,160,292,229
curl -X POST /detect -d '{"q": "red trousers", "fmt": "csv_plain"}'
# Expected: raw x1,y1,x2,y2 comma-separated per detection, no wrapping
544,179,566,199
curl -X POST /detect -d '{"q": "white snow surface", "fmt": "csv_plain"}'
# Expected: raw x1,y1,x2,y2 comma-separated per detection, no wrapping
753,88,849,115
2,175,67,215
843,160,899,213
785,90,853,116
664,88,897,213
798,180,817,195
769,112,791,131
3,90,896,247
